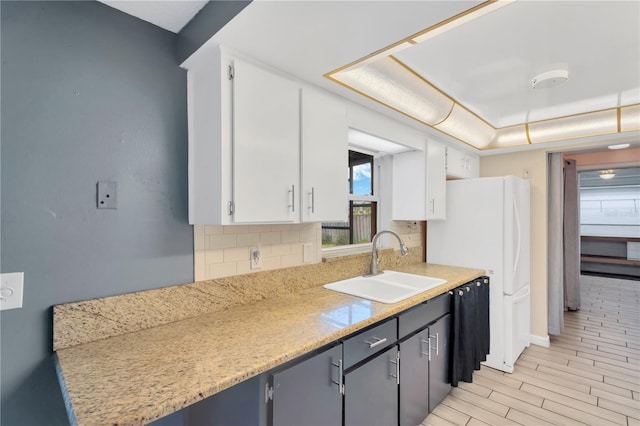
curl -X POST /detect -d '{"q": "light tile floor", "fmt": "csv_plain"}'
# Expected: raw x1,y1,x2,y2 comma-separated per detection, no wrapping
423,275,640,426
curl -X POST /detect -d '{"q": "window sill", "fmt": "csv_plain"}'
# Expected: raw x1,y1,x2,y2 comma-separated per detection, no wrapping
322,243,372,259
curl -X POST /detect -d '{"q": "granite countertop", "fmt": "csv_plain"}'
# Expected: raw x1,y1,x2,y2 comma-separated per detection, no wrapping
55,263,484,426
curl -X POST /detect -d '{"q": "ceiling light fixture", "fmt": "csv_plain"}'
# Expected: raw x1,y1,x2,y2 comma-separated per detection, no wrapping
326,3,640,150
599,170,616,180
608,143,630,150
531,69,569,89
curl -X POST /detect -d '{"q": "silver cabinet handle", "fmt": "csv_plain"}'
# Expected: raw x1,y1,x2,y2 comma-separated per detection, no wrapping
389,352,400,384
288,185,295,212
331,359,344,395
430,334,439,356
364,336,387,348
420,336,430,358
308,187,315,213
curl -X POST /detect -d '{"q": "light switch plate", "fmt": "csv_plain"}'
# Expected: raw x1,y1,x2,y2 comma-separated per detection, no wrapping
97,181,117,209
0,272,24,311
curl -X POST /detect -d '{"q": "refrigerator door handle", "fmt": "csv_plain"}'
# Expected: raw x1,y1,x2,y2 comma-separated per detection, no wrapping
513,199,522,279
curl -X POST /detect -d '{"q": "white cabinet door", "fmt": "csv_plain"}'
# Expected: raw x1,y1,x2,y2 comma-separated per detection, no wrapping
446,146,479,179
300,88,348,222
392,150,426,220
392,140,446,221
187,47,233,225
232,58,300,223
426,140,446,220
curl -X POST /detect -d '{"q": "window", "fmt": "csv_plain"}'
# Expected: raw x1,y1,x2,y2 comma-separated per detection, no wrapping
579,167,640,237
322,150,377,248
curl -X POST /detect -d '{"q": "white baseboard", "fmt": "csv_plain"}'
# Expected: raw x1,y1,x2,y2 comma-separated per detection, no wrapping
529,334,550,348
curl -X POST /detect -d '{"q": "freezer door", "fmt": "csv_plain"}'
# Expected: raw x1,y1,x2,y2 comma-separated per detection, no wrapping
503,177,531,295
503,284,531,371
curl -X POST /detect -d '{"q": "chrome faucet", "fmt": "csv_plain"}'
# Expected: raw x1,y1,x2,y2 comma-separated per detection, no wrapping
367,230,409,277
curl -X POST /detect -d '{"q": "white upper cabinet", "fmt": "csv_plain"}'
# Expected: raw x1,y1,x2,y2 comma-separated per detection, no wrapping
392,150,426,220
446,146,479,179
425,141,447,220
187,46,348,225
300,87,348,222
392,140,446,221
232,58,300,223
187,46,232,225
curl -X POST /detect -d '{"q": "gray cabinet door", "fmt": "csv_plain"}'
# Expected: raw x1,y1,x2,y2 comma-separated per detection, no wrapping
399,330,430,426
429,314,451,411
344,346,399,426
271,345,342,426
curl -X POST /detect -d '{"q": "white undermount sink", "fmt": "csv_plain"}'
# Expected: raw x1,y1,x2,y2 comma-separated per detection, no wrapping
323,271,447,304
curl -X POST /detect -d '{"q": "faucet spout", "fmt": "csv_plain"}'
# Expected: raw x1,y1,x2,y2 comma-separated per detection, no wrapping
366,230,409,277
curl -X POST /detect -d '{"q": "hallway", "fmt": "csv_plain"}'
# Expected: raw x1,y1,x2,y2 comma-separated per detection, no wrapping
424,274,640,425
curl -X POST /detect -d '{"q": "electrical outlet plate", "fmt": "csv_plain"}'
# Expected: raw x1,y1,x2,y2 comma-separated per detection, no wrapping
0,272,24,311
97,181,117,209
250,247,262,270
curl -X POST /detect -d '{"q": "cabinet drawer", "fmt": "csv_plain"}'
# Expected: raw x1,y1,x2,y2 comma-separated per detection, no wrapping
425,292,451,324
398,303,431,339
398,293,451,339
343,318,397,369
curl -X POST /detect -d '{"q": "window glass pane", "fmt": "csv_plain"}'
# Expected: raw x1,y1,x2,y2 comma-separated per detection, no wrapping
351,163,372,195
351,202,374,244
322,221,350,248
579,167,640,237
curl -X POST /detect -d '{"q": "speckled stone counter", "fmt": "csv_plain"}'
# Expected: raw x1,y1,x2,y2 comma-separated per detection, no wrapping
54,261,483,426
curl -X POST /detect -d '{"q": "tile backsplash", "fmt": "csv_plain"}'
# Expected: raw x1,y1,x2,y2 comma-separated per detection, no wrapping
194,221,425,281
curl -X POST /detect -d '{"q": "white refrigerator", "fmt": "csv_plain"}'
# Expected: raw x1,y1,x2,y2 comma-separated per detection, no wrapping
427,176,531,373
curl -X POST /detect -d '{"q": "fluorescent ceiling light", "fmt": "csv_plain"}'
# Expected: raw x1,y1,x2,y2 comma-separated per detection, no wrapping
411,1,516,44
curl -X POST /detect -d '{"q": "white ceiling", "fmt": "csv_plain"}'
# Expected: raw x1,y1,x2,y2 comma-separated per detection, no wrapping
98,0,207,33
394,1,640,128
98,0,640,153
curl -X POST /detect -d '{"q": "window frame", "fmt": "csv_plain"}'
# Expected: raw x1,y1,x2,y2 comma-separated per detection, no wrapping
321,149,379,253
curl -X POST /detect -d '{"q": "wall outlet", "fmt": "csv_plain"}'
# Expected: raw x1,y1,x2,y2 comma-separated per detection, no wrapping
250,247,262,270
0,272,24,311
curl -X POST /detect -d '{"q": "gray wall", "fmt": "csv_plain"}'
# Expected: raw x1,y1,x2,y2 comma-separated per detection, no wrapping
1,2,194,424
